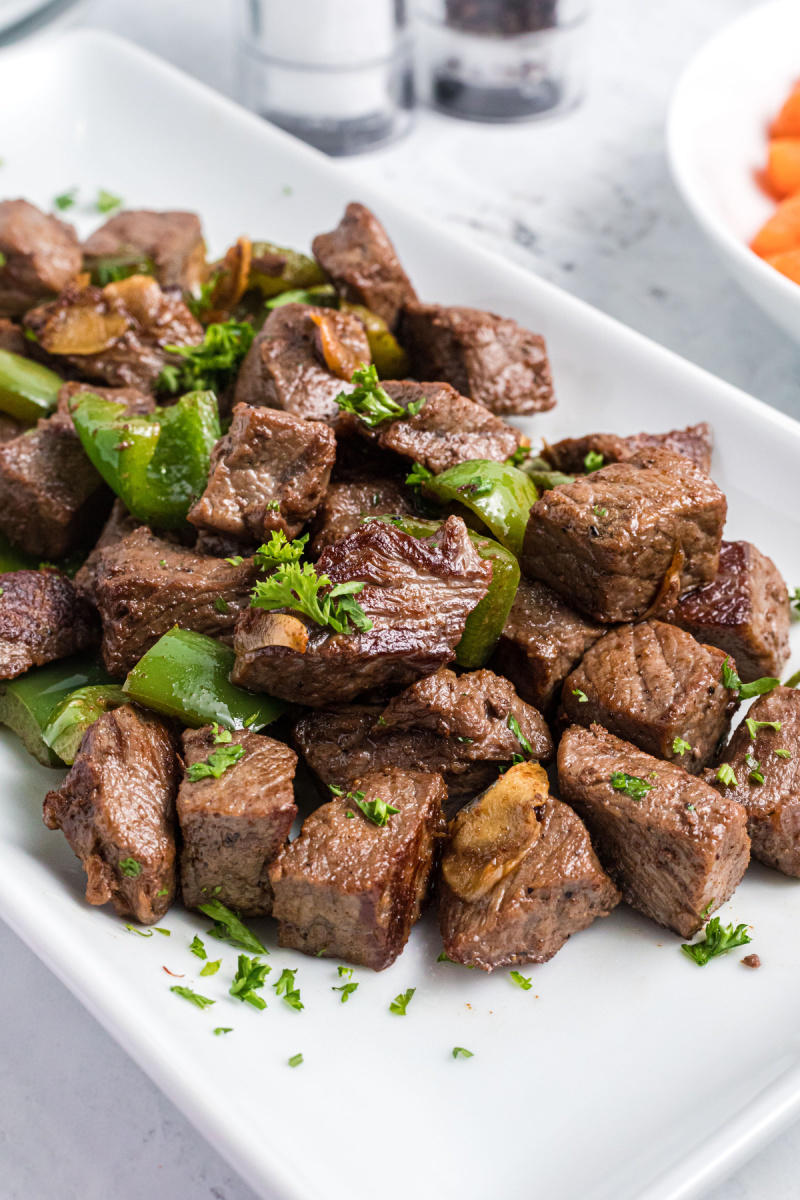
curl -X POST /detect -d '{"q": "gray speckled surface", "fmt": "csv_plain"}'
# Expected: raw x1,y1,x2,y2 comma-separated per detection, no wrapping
2,1,800,1198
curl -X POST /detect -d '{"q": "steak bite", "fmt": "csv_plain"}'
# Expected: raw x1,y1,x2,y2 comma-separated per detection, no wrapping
558,620,738,774
544,423,713,476
489,578,604,716
188,402,335,543
308,479,416,557
557,724,750,938
84,526,260,677
177,726,298,914
438,762,620,970
711,686,800,877
311,202,418,331
664,541,790,684
269,766,446,969
522,447,726,624
232,515,491,705
401,301,554,417
0,199,82,317
0,569,99,679
82,210,206,292
233,302,370,424
0,412,110,558
24,275,203,391
43,704,179,925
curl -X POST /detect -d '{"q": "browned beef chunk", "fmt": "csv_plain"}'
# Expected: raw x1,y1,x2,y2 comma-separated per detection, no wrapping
82,210,206,292
340,380,524,474
0,199,81,317
0,569,99,679
270,766,446,968
24,276,203,391
557,724,750,937
0,412,110,558
544,424,713,476
330,425,407,484
232,515,491,705
56,380,155,421
0,317,30,357
188,402,335,543
308,479,416,557
489,578,604,716
43,704,179,924
522,448,726,624
559,620,738,773
233,303,370,424
311,203,417,331
663,541,790,684
84,527,260,676
177,726,297,914
401,301,554,417
710,686,800,877
438,762,620,969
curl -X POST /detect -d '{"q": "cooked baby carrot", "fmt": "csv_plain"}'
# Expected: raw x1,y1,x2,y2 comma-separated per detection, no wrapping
751,193,800,258
765,249,800,285
767,138,800,198
770,83,800,138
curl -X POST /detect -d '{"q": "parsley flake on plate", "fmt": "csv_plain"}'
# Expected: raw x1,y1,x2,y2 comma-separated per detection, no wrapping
230,954,270,1008
96,188,123,213
274,967,303,1010
389,988,415,1016
214,1027,233,1036
125,924,152,937
452,1046,474,1059
332,982,359,1003
54,187,77,211
170,985,215,1009
199,899,267,956
681,917,752,966
200,959,221,977
288,1053,304,1067
610,771,653,802
510,971,532,990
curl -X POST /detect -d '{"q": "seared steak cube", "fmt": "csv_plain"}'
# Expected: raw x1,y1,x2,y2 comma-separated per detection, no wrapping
489,578,604,715
269,766,446,969
401,301,554,417
342,380,525,474
177,726,297,914
82,210,206,292
308,479,416,557
188,402,335,544
232,515,491,705
711,686,800,877
85,526,260,676
0,569,99,679
0,412,109,558
438,762,620,969
558,620,738,773
0,199,81,317
24,276,203,391
43,704,179,925
233,303,370,424
522,447,726,623
311,202,418,331
665,541,790,684
544,423,713,476
558,723,750,937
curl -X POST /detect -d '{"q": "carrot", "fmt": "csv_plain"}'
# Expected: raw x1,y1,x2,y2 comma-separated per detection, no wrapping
766,249,800,285
751,193,800,257
771,83,800,138
767,139,800,198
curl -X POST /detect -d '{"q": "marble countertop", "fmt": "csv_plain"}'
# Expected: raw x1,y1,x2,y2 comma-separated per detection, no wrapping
2,1,800,1198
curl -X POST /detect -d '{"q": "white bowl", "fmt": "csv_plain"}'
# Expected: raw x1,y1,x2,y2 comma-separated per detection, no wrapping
668,0,800,343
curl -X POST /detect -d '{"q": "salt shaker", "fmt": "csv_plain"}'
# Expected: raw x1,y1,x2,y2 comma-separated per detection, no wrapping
237,0,415,155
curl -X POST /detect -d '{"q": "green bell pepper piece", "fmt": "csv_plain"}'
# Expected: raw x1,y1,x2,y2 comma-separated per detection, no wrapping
339,302,409,378
422,459,539,559
0,653,113,767
0,349,62,424
249,242,327,298
69,389,220,528
373,516,520,669
521,455,575,492
264,284,337,311
123,627,287,731
43,684,128,765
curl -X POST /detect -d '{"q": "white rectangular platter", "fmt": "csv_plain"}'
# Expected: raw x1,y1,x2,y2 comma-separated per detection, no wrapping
1,30,800,1200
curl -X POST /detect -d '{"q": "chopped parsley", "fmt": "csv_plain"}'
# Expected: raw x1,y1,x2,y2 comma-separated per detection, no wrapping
54,187,77,210
406,462,435,490
254,530,308,567
510,971,532,990
507,713,532,755
200,959,221,977
681,917,752,966
126,924,152,937
584,450,604,472
776,749,792,759
785,668,800,689
265,499,281,512
672,736,692,756
452,1046,474,1059
456,735,473,743
214,596,230,614
505,445,529,468
158,319,255,396
119,857,142,877
338,965,354,979
721,657,779,701
199,899,267,955
230,954,271,1008
156,887,169,897
330,785,399,827
700,899,714,919
716,763,738,787
745,718,782,740
212,723,232,744
332,981,359,1003
499,753,525,775
225,555,244,566
273,967,303,1010
610,771,653,802
214,1027,233,1036
288,1053,303,1067
593,504,608,517
745,753,764,785
336,364,423,427
251,560,372,634
96,188,123,213
389,988,415,1015
572,688,588,703
155,928,170,937
437,951,456,963
170,985,215,1009
186,743,245,782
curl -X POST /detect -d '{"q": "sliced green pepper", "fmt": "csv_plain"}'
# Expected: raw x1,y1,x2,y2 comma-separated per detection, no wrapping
0,349,62,424
373,516,520,668
339,302,409,378
521,455,575,492
264,285,337,311
70,389,220,528
123,627,287,731
43,684,128,765
422,460,539,559
0,654,113,767
249,242,327,298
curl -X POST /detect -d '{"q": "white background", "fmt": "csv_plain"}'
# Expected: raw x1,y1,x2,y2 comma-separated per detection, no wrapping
2,1,800,1198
